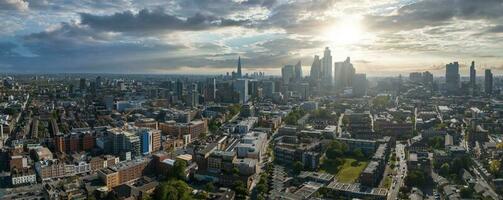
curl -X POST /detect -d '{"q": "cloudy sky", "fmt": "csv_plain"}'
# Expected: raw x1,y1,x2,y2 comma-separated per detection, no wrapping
1,0,502,76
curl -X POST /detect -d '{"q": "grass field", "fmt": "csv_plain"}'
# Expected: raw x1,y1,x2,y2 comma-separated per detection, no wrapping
382,176,392,188
335,158,368,183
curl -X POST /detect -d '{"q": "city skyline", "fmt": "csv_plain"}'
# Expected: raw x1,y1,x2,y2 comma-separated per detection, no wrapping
1,0,503,75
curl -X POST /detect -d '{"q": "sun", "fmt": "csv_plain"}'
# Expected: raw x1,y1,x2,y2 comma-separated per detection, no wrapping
323,15,365,45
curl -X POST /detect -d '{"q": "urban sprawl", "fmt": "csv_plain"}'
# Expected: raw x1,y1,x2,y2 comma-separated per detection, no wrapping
1,47,503,200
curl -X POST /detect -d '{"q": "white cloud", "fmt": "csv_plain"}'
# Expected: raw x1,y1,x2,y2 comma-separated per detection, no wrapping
0,0,29,11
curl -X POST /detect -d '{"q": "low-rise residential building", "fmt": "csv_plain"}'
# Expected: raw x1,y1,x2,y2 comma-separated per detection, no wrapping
11,168,37,186
326,181,388,200
274,136,322,170
97,157,150,190
236,131,267,161
336,137,377,155
235,117,258,134
159,120,208,140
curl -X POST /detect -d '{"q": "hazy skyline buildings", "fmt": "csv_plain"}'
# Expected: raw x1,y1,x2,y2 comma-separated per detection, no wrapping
310,55,322,81
352,73,368,97
237,56,242,78
470,61,476,88
485,69,493,95
334,57,356,91
233,79,248,104
446,62,460,95
294,61,302,82
281,65,295,84
321,47,333,86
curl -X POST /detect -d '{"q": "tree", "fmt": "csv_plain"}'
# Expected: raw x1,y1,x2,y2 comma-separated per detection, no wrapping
372,96,390,109
256,183,267,194
204,182,215,192
439,163,450,176
232,167,240,176
489,160,501,175
460,187,473,198
233,180,248,200
194,191,209,199
171,160,187,180
228,104,241,116
284,108,306,125
326,140,348,159
293,161,304,175
428,136,444,149
313,109,331,119
405,170,426,187
434,123,447,130
352,148,365,161
154,180,193,200
208,119,221,133
450,156,472,174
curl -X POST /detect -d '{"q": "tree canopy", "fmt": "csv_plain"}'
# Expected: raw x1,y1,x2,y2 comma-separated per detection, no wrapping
154,180,193,200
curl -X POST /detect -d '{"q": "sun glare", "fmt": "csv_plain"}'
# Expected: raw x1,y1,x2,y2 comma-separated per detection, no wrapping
324,15,365,45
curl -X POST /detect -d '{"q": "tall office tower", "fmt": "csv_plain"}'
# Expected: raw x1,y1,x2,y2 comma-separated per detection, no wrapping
334,57,355,91
233,79,249,104
445,62,460,95
96,76,102,88
186,89,199,107
422,71,434,85
352,73,368,97
140,130,153,155
205,78,216,101
298,83,310,100
470,61,476,87
237,56,242,78
409,72,423,83
190,83,198,92
79,78,86,91
485,69,493,95
310,55,322,81
294,61,302,82
248,80,260,98
117,80,126,91
175,80,184,96
263,81,275,98
321,47,333,85
281,65,295,84
125,132,141,158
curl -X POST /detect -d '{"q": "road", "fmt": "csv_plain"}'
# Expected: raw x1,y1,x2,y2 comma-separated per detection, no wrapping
471,159,500,200
387,142,407,200
337,113,344,137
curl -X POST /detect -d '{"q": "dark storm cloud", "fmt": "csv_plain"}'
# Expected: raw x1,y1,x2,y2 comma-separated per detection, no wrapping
22,22,118,56
80,8,250,33
175,0,276,16
3,21,187,73
365,0,503,32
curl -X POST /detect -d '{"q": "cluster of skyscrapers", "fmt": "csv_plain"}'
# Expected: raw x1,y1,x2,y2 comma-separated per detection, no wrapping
445,61,494,95
282,47,367,97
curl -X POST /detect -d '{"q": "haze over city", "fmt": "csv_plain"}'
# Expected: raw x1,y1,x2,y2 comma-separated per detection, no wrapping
1,0,503,75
